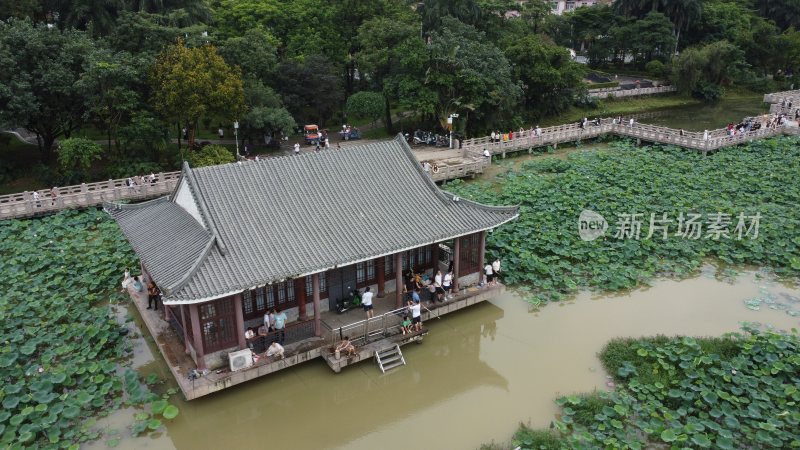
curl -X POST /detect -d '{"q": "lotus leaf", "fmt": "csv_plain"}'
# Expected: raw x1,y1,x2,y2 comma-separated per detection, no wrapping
162,405,179,420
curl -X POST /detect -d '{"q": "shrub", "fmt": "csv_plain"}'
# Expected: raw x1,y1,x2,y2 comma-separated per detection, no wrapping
691,81,724,101
645,60,665,78
186,144,235,168
104,159,167,180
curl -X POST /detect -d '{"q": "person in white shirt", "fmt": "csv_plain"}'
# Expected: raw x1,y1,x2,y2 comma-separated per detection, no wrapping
536,125,542,137
294,143,300,155
264,311,275,332
266,342,284,359
492,258,501,285
490,131,496,143
434,270,444,302
484,263,493,285
443,271,453,300
483,148,491,158
361,286,374,318
409,299,422,331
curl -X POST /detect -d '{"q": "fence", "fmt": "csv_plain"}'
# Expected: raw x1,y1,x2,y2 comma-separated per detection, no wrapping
0,172,181,220
327,306,408,348
248,319,316,353
588,85,677,98
462,117,790,158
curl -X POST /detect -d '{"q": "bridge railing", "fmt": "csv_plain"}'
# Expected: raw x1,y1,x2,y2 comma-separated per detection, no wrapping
0,172,181,220
588,85,677,98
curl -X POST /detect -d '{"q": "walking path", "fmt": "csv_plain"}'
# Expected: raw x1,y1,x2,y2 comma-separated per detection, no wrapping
2,92,797,220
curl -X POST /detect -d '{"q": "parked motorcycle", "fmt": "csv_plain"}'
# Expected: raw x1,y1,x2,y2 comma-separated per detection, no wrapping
336,289,362,314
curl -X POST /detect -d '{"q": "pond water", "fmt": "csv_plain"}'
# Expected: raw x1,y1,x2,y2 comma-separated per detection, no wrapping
95,268,800,450
636,96,767,131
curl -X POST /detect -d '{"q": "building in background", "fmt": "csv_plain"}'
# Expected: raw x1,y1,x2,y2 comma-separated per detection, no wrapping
550,0,611,15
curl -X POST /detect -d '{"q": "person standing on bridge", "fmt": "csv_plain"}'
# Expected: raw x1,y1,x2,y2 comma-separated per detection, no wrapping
536,125,542,138
629,118,635,128
32,191,41,208
49,186,58,206
703,130,709,140
490,131,496,143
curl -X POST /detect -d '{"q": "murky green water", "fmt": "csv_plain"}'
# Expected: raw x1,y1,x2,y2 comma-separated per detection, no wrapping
92,268,800,450
637,96,767,131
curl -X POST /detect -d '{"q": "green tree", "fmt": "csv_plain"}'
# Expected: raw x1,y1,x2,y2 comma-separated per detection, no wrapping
240,78,295,144
149,39,245,149
219,28,278,81
109,10,210,55
274,54,343,126
631,12,676,64
754,0,800,31
504,34,585,118
77,49,150,154
61,0,124,36
671,40,745,99
0,0,41,20
420,0,482,35
356,14,420,133
0,19,96,161
345,91,385,126
187,144,234,167
57,137,103,177
411,17,522,133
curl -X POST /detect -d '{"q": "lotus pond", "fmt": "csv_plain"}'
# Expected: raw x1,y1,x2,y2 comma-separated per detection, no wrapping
0,209,180,449
505,327,800,449
447,137,800,305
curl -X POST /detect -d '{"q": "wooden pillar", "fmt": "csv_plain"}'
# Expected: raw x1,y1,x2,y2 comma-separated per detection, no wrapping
295,278,307,320
233,294,246,350
180,305,190,354
478,231,486,284
432,243,440,272
312,273,321,337
453,236,461,292
395,252,403,308
189,304,206,371
376,257,386,297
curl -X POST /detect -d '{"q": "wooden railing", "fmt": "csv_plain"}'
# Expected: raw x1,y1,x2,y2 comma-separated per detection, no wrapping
588,85,677,98
0,172,181,220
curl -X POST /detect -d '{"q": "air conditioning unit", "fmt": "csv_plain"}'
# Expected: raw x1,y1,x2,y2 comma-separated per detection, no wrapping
228,349,254,372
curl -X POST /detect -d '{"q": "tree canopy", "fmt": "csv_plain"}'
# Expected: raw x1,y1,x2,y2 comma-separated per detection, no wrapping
149,39,244,148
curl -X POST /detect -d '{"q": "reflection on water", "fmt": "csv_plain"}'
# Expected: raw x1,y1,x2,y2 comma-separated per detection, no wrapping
102,268,800,450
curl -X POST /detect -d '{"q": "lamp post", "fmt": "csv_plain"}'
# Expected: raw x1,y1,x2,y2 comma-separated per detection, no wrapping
234,121,240,159
448,113,459,149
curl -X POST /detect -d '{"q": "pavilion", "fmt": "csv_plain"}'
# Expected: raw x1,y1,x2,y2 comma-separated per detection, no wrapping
106,134,518,372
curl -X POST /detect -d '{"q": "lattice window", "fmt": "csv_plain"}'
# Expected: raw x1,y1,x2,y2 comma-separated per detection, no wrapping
243,289,253,315
200,298,236,352
305,272,328,296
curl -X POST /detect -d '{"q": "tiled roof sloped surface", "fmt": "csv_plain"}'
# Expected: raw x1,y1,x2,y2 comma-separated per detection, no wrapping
167,135,517,302
105,197,213,294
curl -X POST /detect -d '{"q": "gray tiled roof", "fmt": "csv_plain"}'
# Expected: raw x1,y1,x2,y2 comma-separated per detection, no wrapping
105,197,213,290
107,135,518,303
